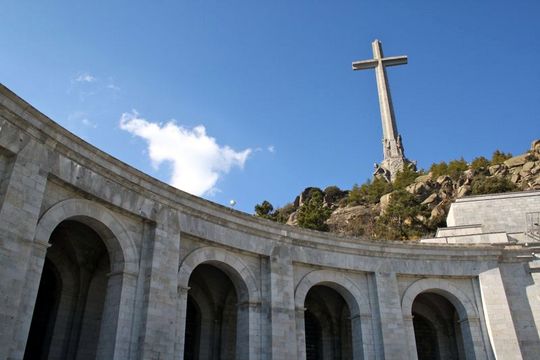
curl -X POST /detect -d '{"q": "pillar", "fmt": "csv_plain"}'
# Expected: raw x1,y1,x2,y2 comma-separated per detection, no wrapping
268,245,297,359
479,267,522,359
374,272,409,359
138,207,181,359
0,142,48,359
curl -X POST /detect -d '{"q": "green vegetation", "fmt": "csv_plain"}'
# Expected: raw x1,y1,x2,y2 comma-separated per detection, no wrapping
429,158,468,180
393,165,421,190
348,178,392,205
254,200,296,224
471,176,517,195
470,156,490,170
274,203,295,223
296,189,332,231
491,150,512,165
374,190,432,240
254,200,274,219
323,186,347,205
348,166,421,206
254,144,529,241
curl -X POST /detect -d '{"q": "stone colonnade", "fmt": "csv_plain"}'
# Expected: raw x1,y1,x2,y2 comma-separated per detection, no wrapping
0,85,536,359
2,191,495,359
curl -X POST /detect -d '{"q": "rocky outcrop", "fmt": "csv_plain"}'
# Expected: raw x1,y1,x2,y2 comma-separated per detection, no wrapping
261,139,540,239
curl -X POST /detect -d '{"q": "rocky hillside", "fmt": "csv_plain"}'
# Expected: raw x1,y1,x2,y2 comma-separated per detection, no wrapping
254,139,540,240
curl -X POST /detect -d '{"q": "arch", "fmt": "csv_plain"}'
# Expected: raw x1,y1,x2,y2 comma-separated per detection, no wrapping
295,270,370,317
295,270,373,360
178,246,260,304
401,278,479,321
35,198,139,274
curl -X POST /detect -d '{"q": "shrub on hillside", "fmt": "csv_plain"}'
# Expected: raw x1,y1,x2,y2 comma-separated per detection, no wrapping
254,200,274,219
348,177,392,205
297,190,332,231
470,156,490,170
447,158,469,180
393,166,421,191
275,203,296,223
374,190,431,240
323,186,347,205
471,176,517,195
491,150,512,165
429,161,449,178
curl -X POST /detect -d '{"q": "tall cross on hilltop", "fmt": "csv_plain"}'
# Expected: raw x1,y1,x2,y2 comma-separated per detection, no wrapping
353,39,415,181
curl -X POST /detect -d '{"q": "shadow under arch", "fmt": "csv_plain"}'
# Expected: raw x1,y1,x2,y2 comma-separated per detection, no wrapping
401,278,487,360
176,246,261,360
35,198,139,274
401,279,478,321
294,270,373,360
27,198,140,359
178,246,261,304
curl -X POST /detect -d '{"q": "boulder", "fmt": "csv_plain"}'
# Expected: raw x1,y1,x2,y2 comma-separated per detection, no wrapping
522,161,536,172
488,164,508,176
436,175,452,185
298,187,323,207
326,205,374,236
456,185,471,198
531,163,540,176
415,174,431,183
405,181,431,196
463,169,476,180
380,193,392,214
286,211,298,226
431,203,446,219
531,139,540,154
504,154,529,168
511,173,521,184
421,193,440,207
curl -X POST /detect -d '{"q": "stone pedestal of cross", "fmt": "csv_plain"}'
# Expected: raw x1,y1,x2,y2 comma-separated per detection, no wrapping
353,39,415,181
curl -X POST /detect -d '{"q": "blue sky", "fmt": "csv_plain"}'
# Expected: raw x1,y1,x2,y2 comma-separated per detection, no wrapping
2,1,539,213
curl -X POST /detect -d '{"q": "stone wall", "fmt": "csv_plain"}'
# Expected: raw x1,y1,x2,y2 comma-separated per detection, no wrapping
1,84,540,359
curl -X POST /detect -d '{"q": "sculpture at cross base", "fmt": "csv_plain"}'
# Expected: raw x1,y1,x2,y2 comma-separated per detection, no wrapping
353,39,416,182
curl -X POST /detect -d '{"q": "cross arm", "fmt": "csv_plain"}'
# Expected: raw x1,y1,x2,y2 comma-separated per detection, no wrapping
381,55,407,67
352,59,378,71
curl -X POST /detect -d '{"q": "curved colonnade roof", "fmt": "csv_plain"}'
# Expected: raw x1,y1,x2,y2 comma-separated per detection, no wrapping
0,83,524,269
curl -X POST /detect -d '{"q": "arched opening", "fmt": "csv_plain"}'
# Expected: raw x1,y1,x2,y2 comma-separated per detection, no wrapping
24,220,111,360
184,264,240,359
412,292,465,360
304,285,353,360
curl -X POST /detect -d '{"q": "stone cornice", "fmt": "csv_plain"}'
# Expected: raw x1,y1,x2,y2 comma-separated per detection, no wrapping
0,84,518,262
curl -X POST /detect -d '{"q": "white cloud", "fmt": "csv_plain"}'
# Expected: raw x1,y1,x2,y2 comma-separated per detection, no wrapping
107,83,120,91
267,145,275,153
119,111,252,196
81,118,97,128
74,72,96,83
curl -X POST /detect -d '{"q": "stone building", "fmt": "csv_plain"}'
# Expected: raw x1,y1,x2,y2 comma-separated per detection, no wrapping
1,83,540,359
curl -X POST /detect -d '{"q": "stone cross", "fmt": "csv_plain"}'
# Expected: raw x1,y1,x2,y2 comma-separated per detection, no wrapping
352,39,413,181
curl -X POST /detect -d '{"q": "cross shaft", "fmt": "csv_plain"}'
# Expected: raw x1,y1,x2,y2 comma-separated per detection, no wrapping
352,39,407,143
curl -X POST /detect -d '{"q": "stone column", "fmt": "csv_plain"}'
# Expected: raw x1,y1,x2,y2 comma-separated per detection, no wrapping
268,245,298,359
237,301,262,360
295,306,306,360
174,285,190,359
402,315,417,360
138,207,181,360
97,270,139,359
0,142,48,359
353,313,374,360
458,316,487,360
478,267,522,359
374,272,409,359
